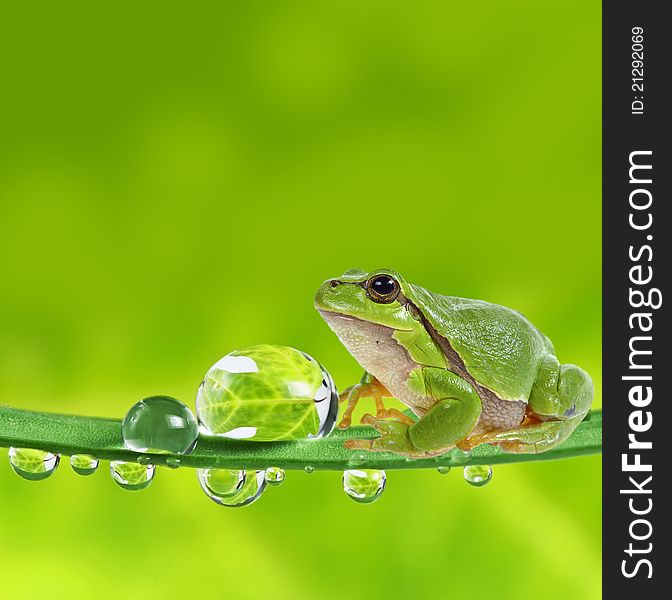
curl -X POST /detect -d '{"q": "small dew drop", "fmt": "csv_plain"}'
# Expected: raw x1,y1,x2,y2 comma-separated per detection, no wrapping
449,447,472,460
304,465,315,474
343,469,386,504
264,467,286,486
137,455,152,465
110,461,155,491
436,466,451,475
9,448,60,481
165,457,181,469
347,451,368,467
70,454,99,476
198,468,265,507
463,465,493,487
122,396,198,455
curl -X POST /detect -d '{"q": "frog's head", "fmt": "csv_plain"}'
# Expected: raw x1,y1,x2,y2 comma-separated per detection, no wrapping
315,268,424,334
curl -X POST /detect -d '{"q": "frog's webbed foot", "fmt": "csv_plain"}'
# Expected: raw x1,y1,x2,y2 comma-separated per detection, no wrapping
454,414,540,451
337,375,411,429
344,414,427,457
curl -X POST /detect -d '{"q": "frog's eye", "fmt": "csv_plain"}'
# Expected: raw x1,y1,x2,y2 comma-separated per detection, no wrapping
367,274,400,304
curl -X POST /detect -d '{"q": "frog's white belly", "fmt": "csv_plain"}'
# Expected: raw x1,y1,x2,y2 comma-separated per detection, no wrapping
319,312,434,415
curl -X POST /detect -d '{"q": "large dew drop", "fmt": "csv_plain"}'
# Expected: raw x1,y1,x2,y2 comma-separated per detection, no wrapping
122,395,199,455
463,465,493,487
110,461,155,491
70,454,99,476
196,345,339,441
198,468,266,507
342,469,386,504
8,447,60,481
264,467,285,486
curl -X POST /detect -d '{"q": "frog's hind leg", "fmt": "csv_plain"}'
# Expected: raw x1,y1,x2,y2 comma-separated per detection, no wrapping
468,413,587,454
464,356,594,454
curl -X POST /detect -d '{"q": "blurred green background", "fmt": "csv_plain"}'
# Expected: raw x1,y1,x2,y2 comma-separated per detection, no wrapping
0,1,601,598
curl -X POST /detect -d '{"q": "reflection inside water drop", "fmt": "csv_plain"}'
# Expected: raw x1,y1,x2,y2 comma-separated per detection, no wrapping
463,465,493,487
199,468,246,497
70,454,99,476
9,447,60,481
342,469,386,504
264,467,285,486
110,461,155,491
198,468,265,507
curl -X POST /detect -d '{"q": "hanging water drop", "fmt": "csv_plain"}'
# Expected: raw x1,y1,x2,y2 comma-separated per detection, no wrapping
463,465,493,487
436,465,451,475
122,395,198,455
70,454,99,476
264,467,285,486
198,469,266,507
110,461,155,491
198,468,246,497
8,447,60,481
304,465,315,474
342,469,386,504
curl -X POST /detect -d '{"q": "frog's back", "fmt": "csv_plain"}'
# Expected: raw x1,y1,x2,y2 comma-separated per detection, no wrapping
407,284,553,403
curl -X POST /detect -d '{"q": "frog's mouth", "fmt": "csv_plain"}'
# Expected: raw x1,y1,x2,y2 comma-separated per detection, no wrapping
317,310,411,334
318,311,363,324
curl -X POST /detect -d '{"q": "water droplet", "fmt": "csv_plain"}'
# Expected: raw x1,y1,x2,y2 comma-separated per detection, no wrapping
122,395,198,455
110,461,155,491
449,447,471,460
304,465,315,474
9,447,60,481
198,469,266,507
137,455,152,465
198,468,246,497
165,457,181,469
342,469,386,504
463,465,493,487
264,467,285,486
196,345,339,441
70,454,99,476
436,466,451,475
347,451,367,467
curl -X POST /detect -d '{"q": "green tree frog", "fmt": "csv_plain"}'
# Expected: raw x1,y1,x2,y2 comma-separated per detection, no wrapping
315,269,593,456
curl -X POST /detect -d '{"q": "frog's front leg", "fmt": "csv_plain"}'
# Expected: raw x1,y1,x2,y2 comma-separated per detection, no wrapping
345,367,482,456
337,372,414,430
